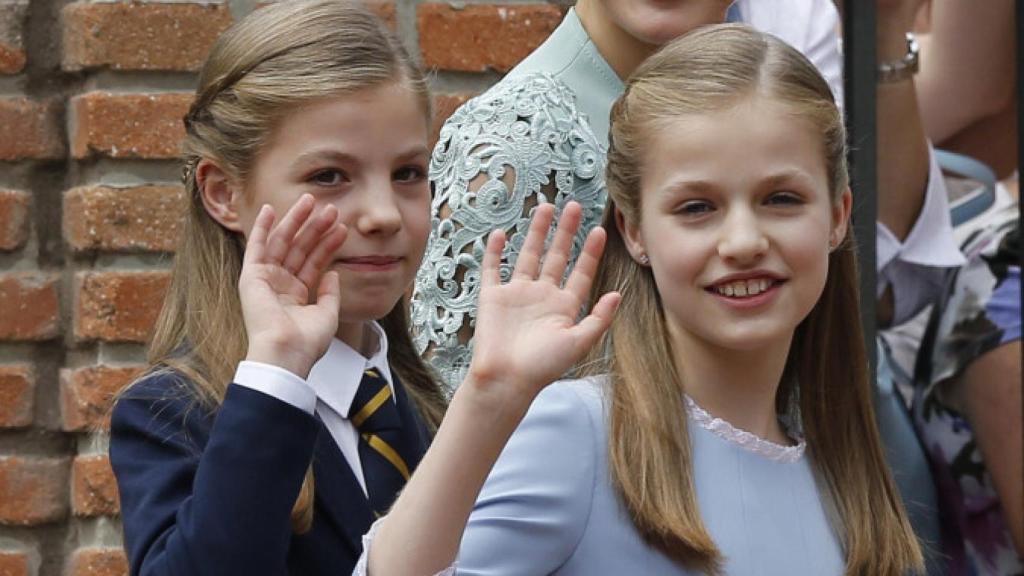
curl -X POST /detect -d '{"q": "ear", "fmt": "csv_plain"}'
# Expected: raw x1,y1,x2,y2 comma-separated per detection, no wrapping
830,186,853,249
196,159,245,233
614,205,647,264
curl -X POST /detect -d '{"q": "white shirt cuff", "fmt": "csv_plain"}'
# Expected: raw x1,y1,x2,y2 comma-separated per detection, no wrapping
233,361,317,415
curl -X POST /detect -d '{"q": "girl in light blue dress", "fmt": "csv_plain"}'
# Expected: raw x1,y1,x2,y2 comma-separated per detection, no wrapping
355,25,925,576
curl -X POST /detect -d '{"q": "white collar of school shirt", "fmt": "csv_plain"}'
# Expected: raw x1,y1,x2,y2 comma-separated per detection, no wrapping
306,321,395,421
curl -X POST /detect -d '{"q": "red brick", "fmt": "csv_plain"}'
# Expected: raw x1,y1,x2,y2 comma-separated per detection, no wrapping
0,273,60,341
60,365,142,432
0,98,64,161
255,1,394,27
0,551,30,576
65,548,127,576
0,457,68,526
366,2,397,28
71,92,192,160
62,2,231,72
0,1,27,74
417,4,562,72
0,190,30,251
75,271,170,343
71,456,119,517
64,185,185,253
0,365,33,429
431,92,475,145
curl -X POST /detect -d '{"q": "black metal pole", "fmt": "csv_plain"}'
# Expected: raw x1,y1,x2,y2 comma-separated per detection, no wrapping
1017,0,1023,415
844,2,878,369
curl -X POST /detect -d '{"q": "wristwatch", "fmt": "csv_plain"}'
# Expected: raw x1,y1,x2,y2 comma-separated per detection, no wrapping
877,33,920,83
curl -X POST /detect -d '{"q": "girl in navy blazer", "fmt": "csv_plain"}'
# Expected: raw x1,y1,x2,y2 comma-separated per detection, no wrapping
108,2,449,574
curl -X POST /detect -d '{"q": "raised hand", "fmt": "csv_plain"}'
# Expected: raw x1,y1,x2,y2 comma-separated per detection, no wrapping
240,194,348,378
466,201,620,403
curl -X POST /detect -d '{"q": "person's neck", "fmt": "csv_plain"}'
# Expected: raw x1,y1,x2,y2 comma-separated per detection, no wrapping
336,321,379,359
574,0,659,81
669,325,794,445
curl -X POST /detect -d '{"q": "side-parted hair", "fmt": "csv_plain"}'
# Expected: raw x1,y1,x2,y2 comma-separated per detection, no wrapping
583,24,924,575
131,0,446,533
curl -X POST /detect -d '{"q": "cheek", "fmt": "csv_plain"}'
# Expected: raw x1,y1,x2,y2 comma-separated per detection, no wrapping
403,193,432,261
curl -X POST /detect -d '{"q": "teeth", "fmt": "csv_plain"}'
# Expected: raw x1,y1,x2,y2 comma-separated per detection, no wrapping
714,279,774,298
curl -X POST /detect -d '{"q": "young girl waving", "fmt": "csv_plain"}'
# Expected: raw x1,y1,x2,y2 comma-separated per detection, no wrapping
108,2,449,574
361,25,926,576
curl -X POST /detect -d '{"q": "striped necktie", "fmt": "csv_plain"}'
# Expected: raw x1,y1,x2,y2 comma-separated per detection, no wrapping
348,368,414,515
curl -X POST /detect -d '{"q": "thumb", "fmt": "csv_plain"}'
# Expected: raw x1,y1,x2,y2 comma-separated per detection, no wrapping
569,292,621,357
315,271,341,314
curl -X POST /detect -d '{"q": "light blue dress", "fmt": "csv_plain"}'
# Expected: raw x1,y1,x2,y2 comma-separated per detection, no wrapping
356,377,845,575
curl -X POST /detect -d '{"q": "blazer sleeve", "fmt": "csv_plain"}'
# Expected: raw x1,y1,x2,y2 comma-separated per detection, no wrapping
109,374,320,576
454,382,600,575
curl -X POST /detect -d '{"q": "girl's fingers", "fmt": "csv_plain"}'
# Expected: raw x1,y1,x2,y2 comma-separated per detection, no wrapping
264,194,316,264
480,229,506,290
539,202,582,285
244,204,276,266
512,203,556,281
297,223,348,289
564,226,607,302
283,205,340,274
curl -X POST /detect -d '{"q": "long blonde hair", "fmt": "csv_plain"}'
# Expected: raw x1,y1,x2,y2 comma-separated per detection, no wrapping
584,24,924,575
132,0,446,533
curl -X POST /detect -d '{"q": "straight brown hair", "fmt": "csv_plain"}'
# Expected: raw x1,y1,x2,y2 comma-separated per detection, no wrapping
583,24,924,575
124,0,446,533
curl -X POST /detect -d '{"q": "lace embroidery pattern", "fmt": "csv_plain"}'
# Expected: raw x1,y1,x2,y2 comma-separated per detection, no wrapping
684,396,806,463
412,74,607,390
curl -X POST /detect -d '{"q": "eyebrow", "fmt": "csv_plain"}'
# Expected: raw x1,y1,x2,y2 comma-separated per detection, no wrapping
292,146,430,168
659,168,816,196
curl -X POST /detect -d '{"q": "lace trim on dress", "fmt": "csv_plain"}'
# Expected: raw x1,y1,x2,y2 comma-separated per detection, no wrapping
684,396,806,463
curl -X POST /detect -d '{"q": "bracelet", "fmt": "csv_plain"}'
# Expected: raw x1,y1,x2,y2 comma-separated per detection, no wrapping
877,33,919,84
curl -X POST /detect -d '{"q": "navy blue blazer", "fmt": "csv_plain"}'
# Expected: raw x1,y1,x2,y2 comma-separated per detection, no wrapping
110,371,430,576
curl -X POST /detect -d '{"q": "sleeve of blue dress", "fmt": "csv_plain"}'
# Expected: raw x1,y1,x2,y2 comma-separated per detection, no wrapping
353,382,599,576
109,374,319,576
454,383,598,574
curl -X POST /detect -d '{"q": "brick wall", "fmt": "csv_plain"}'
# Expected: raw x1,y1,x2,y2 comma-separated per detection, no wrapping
0,0,563,573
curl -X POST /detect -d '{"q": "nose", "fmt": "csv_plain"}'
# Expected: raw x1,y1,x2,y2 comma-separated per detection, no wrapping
353,180,402,237
717,206,769,265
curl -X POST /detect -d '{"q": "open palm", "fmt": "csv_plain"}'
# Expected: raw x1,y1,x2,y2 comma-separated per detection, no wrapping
239,195,348,378
469,202,620,399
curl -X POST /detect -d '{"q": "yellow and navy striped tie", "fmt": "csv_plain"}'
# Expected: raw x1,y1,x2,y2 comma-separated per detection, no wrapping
348,368,414,515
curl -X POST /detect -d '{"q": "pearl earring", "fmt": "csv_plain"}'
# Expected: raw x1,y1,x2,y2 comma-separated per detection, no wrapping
639,254,650,265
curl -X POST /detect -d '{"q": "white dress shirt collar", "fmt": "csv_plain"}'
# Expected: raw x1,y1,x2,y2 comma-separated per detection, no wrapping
306,321,394,421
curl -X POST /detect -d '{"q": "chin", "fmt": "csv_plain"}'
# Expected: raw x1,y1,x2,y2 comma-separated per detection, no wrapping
338,300,401,325
622,3,730,46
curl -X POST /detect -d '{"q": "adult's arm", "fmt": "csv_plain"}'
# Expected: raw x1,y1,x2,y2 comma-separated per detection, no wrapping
876,0,930,241
915,0,1016,144
962,342,1024,554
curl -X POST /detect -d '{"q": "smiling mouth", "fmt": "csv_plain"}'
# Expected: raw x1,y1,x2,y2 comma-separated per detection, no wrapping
708,278,781,298
335,256,402,271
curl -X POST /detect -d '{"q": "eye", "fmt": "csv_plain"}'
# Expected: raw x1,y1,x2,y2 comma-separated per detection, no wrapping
676,200,715,216
394,164,426,183
765,191,803,206
310,169,348,186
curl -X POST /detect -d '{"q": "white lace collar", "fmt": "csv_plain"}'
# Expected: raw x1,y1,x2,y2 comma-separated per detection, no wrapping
684,395,806,463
